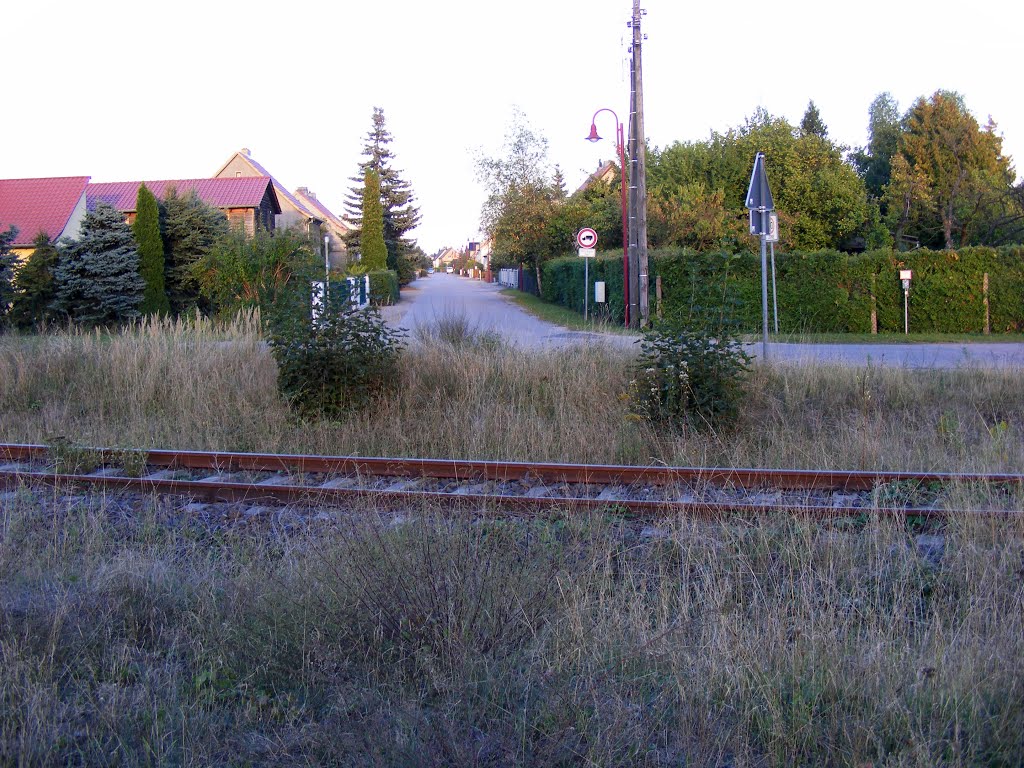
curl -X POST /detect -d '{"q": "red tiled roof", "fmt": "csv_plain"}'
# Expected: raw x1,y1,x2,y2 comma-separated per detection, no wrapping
87,177,281,214
0,176,90,246
215,151,320,221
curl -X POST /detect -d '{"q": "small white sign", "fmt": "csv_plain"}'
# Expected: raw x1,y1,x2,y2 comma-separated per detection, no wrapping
766,212,779,243
594,282,606,303
578,248,596,258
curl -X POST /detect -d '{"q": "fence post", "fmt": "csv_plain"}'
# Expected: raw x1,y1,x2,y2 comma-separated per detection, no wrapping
870,274,878,334
982,272,990,335
655,275,663,320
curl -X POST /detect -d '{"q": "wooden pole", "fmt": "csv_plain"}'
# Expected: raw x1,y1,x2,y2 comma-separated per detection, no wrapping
631,0,649,329
870,273,877,334
984,272,990,335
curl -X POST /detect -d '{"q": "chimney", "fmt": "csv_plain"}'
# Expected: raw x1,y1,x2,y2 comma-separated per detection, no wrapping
240,148,251,157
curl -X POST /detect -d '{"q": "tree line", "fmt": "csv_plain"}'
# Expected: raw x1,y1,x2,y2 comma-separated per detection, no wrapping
0,187,321,331
478,91,1023,289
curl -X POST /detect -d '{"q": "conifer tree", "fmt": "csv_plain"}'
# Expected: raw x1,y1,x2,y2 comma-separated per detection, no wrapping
800,100,828,139
0,225,16,329
133,183,170,315
10,231,59,329
162,188,227,315
344,107,421,272
52,202,144,327
358,169,388,271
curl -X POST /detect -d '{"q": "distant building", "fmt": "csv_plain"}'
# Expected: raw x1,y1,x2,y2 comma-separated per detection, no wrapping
87,177,280,235
0,176,90,260
214,148,352,269
575,160,619,195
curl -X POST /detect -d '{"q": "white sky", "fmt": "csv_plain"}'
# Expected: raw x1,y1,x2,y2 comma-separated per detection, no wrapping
4,0,1022,254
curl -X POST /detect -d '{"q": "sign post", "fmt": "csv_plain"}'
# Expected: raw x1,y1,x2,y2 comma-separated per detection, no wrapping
900,269,912,334
577,228,598,322
746,152,776,360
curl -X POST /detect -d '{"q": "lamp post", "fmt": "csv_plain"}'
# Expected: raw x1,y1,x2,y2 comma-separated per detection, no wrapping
586,108,629,327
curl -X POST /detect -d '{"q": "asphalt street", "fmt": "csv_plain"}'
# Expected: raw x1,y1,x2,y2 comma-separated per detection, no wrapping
383,274,1024,369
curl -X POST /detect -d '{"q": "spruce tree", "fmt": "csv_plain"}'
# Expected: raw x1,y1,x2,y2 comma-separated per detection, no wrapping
163,188,228,315
0,225,16,330
133,183,170,316
800,100,829,139
10,231,59,330
359,170,388,271
52,202,145,327
344,107,421,272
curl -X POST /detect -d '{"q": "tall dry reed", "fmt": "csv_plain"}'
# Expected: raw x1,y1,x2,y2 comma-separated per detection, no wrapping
1,315,1020,472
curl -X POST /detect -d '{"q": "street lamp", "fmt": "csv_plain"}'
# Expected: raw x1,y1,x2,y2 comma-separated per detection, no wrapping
586,108,629,328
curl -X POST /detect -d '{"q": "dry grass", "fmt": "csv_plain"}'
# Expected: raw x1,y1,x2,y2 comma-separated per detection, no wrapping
1,316,1023,764
1,492,1021,765
0,313,1020,472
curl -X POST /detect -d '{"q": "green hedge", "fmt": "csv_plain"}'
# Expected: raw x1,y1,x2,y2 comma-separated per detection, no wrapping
540,246,1024,333
541,252,630,324
367,269,399,306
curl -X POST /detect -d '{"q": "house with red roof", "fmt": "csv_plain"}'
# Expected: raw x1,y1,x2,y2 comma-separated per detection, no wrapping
0,176,90,260
214,149,352,269
87,177,281,235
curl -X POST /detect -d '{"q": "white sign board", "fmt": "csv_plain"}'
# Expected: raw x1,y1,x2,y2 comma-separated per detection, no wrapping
578,248,596,258
766,212,779,243
594,282,606,303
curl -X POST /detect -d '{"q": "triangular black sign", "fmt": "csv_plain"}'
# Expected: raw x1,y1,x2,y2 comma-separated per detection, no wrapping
745,152,774,211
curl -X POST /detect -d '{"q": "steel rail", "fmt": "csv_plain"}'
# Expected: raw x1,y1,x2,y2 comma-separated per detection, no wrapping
0,470,963,520
1,443,1022,492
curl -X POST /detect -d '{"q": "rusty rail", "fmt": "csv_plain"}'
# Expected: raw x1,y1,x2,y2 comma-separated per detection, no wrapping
1,443,1020,519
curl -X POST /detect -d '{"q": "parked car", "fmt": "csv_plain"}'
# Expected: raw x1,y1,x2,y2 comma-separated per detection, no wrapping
446,266,454,273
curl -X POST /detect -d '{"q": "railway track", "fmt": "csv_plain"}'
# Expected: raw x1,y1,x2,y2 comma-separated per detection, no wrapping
1,443,1021,519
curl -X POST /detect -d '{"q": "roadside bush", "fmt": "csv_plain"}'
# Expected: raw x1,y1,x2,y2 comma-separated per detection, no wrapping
366,269,399,306
631,322,750,431
269,301,405,416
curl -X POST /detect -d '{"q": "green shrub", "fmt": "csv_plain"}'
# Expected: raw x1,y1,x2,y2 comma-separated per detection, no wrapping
630,322,750,431
366,269,399,306
269,301,405,416
541,245,1024,334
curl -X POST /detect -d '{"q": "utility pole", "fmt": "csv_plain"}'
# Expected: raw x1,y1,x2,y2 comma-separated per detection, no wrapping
628,1,649,329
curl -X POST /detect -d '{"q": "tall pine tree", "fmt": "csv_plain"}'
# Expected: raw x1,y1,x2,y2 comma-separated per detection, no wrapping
163,188,227,315
358,169,388,271
344,108,421,273
800,100,828,139
10,231,59,330
133,183,170,316
52,202,145,327
0,225,17,330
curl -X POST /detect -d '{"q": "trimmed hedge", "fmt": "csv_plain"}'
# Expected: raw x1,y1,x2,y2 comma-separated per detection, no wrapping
540,246,1024,333
367,269,399,306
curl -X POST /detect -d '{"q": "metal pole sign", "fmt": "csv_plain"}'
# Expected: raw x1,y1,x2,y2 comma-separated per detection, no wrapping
577,229,598,322
900,269,912,334
745,152,775,360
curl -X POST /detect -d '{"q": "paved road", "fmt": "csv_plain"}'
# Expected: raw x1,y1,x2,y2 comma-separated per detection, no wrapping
384,275,1024,368
383,273,633,350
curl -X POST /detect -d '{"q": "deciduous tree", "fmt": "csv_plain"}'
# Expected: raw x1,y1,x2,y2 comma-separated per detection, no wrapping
193,229,317,319
885,90,1016,249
